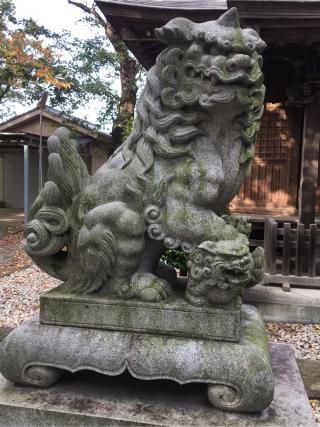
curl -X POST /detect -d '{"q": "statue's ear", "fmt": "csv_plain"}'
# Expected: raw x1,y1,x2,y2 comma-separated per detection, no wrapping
198,241,217,254
216,7,240,28
155,17,194,45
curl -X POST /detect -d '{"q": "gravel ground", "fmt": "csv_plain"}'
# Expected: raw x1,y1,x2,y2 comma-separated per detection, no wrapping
0,264,60,328
266,322,320,423
266,322,320,360
0,230,32,277
311,400,320,424
0,264,319,422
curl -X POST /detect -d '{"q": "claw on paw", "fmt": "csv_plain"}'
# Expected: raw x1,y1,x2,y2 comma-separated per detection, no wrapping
129,272,171,302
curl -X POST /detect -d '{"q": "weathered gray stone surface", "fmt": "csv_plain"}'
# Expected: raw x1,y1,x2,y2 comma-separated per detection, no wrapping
0,305,273,413
0,7,274,416
297,359,320,399
0,326,12,342
0,342,314,427
21,7,266,306
40,286,241,341
244,284,320,324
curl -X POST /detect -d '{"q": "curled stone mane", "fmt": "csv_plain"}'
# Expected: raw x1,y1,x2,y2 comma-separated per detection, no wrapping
112,68,204,173
113,7,266,174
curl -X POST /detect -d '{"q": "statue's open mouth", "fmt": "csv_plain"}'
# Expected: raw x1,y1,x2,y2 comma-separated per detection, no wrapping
199,92,234,107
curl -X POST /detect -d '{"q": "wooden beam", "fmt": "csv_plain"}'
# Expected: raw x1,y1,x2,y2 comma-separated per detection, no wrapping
23,144,30,224
263,273,320,287
0,110,40,131
97,0,227,11
228,0,320,19
298,103,320,227
42,111,110,143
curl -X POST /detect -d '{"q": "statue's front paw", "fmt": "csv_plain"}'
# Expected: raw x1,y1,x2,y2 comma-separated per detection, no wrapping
221,214,252,237
59,276,103,294
129,272,171,302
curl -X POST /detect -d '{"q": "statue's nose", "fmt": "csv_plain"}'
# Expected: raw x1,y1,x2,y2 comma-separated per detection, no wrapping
226,54,253,72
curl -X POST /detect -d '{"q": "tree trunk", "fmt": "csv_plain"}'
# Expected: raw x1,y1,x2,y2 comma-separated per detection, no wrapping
68,1,141,152
105,22,139,151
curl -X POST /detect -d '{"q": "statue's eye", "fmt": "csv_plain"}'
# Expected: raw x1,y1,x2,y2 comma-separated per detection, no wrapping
227,60,237,71
184,65,194,78
245,42,255,52
220,39,232,51
203,267,212,277
192,266,203,279
209,46,219,56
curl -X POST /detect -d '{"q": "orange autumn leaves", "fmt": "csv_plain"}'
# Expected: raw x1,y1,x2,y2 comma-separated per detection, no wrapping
35,67,72,90
0,27,72,97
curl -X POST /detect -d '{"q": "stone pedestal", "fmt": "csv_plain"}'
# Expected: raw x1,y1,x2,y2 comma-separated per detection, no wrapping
0,343,314,426
0,305,273,413
40,286,241,341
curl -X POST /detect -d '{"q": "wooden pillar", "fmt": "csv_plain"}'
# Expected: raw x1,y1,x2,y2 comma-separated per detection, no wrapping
23,144,30,225
0,155,3,206
298,103,320,227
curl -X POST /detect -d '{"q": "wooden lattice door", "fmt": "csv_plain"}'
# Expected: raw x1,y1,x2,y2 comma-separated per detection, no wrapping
230,103,302,216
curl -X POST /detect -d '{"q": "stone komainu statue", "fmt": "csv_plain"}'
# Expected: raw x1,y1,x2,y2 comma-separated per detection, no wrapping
23,8,266,305
1,9,275,414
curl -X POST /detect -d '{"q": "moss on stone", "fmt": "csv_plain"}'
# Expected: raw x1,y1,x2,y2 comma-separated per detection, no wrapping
175,204,189,225
233,27,243,50
176,159,193,186
162,206,168,225
198,161,207,193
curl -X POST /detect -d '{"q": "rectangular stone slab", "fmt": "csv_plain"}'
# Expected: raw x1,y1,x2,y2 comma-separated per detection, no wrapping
40,287,240,341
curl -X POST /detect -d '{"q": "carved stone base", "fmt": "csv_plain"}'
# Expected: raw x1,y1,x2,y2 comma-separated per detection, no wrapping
40,286,241,341
0,305,274,413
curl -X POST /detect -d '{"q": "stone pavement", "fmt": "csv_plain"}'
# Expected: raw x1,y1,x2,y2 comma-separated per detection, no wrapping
244,283,320,324
0,209,24,236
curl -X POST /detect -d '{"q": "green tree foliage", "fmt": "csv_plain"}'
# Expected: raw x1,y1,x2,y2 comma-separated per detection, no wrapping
49,23,122,132
68,1,143,150
0,0,72,118
0,0,143,151
161,250,188,275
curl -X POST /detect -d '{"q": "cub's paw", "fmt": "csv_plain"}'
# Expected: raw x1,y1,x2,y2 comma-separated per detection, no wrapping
129,272,172,302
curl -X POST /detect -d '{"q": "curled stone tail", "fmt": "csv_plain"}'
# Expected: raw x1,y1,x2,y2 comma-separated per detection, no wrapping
23,127,89,279
47,127,89,207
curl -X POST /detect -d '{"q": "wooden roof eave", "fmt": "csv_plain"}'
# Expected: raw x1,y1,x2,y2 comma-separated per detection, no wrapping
96,0,228,69
0,109,111,145
0,109,40,132
41,111,111,143
0,132,46,148
96,0,320,69
97,0,320,19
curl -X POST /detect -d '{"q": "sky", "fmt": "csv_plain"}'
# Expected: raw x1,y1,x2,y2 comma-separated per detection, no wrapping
14,0,93,39
10,0,117,131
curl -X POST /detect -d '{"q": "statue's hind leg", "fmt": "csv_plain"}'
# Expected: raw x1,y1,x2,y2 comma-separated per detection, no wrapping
118,238,175,302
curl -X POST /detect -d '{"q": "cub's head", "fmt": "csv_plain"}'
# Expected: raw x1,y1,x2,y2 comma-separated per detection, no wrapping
154,8,265,110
